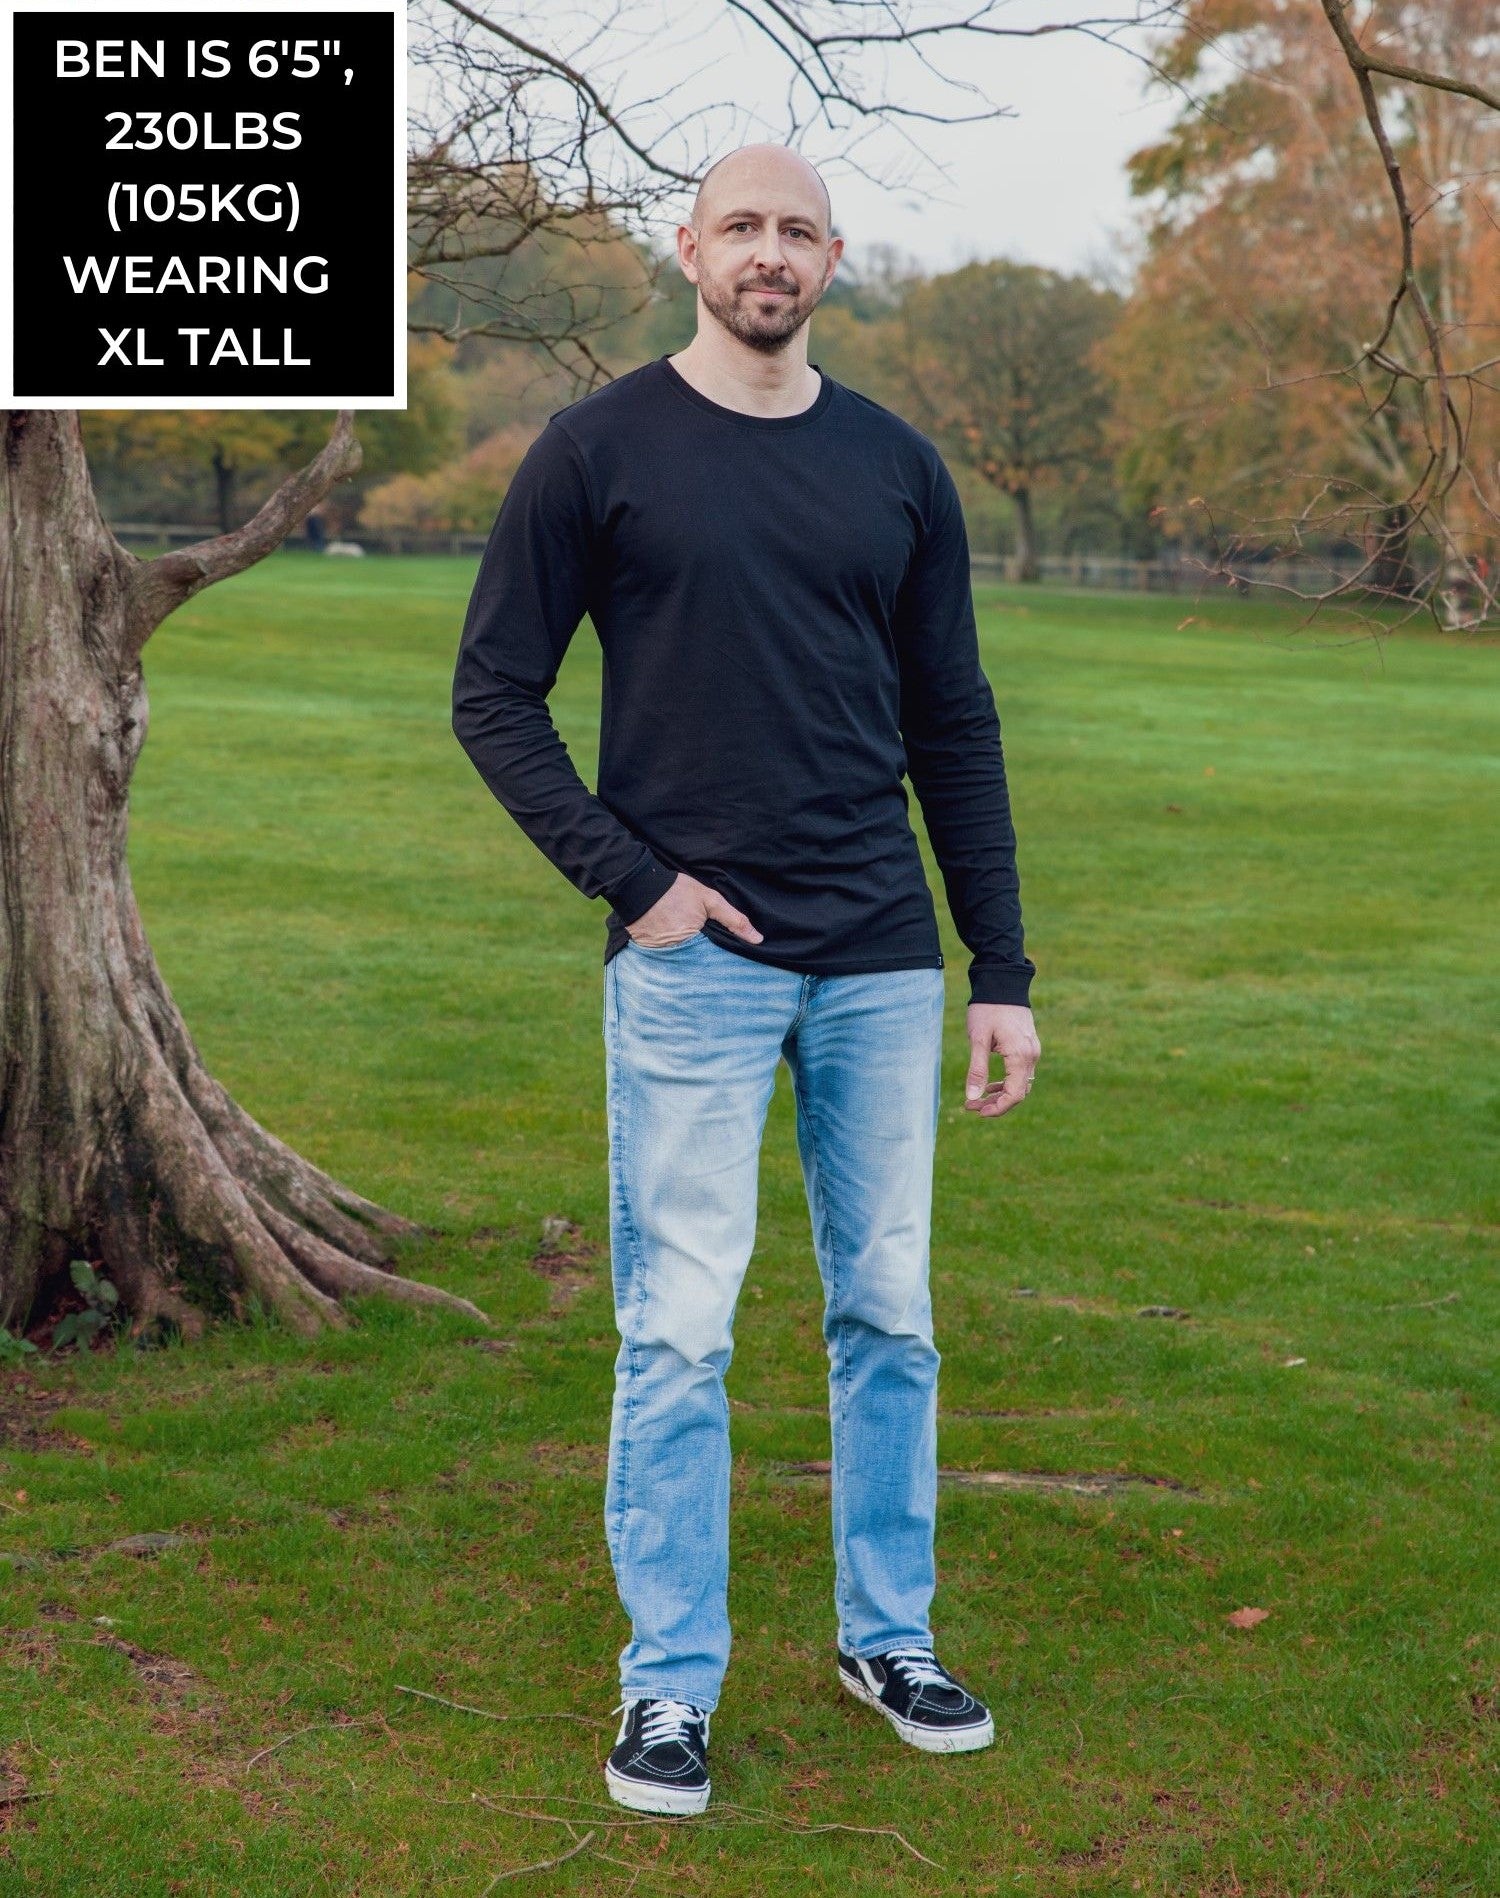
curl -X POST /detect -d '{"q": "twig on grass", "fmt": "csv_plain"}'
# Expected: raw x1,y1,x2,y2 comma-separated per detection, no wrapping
714,1800,947,1871
479,1827,595,1889
1375,1290,1461,1312
243,1714,382,1770
470,1789,946,1872
396,1684,607,1728
471,1792,679,1832
245,1726,323,1768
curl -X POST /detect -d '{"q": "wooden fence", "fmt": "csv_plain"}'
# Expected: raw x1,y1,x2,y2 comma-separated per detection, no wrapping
110,524,1376,598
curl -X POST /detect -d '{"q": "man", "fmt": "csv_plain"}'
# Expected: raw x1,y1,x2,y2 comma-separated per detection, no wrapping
452,143,1041,1817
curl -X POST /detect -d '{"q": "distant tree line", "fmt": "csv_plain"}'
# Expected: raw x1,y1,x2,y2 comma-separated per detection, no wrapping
83,0,1498,597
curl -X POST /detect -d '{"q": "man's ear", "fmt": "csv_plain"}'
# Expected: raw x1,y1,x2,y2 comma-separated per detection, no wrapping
823,234,844,288
677,223,701,284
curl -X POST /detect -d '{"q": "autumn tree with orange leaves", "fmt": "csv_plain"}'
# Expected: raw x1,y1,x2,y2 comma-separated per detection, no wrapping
1104,0,1500,615
881,261,1119,581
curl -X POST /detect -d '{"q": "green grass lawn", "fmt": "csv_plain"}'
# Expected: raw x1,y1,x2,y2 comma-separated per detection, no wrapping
2,558,1496,1895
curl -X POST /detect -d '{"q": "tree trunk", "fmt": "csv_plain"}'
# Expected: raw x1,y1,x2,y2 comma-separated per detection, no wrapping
1011,487,1040,583
0,411,485,1338
211,446,235,536
1369,503,1417,599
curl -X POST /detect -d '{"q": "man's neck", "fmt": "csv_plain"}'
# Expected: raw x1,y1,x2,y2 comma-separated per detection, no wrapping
666,334,822,418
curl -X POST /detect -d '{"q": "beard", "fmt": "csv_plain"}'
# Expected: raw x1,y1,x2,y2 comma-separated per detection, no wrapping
696,267,824,353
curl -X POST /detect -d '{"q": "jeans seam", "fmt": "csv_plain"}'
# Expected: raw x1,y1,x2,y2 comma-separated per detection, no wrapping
605,968,647,1562
791,1062,855,1649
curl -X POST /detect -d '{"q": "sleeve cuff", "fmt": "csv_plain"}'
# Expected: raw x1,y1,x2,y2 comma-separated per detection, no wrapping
967,963,1035,1008
606,852,679,926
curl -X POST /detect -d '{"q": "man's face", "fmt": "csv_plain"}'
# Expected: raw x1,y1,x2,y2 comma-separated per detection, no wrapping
682,179,841,353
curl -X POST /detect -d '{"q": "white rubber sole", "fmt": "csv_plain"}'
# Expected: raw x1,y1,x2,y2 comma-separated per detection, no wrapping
839,1668,996,1754
604,1763,711,1816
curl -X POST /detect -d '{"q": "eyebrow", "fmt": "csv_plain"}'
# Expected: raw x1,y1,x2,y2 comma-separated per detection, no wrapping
718,209,822,229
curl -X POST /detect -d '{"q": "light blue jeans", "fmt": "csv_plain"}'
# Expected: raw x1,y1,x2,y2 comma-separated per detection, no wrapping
602,927,947,1713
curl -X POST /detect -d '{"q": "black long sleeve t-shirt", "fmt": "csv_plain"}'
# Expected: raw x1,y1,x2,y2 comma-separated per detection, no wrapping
451,353,1036,1007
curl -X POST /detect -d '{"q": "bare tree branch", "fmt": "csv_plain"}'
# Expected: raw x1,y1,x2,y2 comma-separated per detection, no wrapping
1323,7,1500,115
122,412,362,661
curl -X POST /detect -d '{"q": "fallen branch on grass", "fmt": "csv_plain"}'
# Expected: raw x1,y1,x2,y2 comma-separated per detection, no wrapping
395,1684,608,1728
470,1789,946,1872
243,1713,385,1770
479,1827,596,1889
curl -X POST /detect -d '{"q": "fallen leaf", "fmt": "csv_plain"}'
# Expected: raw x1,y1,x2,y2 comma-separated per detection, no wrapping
1227,1606,1270,1630
1284,1357,1307,1368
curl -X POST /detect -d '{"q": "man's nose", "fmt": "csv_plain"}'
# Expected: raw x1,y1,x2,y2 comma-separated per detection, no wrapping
751,227,788,271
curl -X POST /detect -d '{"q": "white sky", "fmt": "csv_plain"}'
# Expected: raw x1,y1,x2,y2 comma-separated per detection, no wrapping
822,29,1179,280
413,2,1186,284
598,2,1185,284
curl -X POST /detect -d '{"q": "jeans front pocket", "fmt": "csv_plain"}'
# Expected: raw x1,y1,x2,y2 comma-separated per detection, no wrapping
628,930,704,955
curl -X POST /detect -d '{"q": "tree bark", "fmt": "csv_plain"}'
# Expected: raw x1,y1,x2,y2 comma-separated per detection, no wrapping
1011,487,1040,582
0,410,485,1338
1369,503,1418,599
211,445,235,536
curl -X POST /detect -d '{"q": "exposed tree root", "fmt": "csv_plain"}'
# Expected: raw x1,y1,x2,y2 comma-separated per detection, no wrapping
247,1188,487,1324
0,408,475,1341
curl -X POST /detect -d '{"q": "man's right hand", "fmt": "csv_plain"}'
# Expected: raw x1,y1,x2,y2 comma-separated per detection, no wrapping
626,873,764,948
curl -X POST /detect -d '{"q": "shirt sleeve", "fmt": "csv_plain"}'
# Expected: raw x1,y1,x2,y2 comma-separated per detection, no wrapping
451,419,678,925
894,457,1037,1008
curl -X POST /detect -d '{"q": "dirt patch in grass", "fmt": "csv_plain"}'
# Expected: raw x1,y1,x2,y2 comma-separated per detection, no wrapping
0,1628,61,1675
528,1440,607,1478
466,1224,519,1248
93,1631,200,1702
779,1461,1203,1498
269,1416,341,1457
1055,1786,1219,1873
0,1748,33,1834
529,1217,601,1312
1181,1196,1500,1239
731,1398,1126,1421
0,1376,90,1454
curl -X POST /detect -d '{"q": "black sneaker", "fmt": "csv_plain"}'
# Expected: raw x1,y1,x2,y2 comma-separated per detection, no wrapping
838,1646,995,1753
604,1697,711,1815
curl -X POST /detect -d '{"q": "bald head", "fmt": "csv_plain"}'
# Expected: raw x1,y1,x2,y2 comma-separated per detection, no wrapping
691,143,832,239
679,142,842,355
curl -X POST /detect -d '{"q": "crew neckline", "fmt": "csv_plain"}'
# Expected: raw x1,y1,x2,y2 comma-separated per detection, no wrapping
656,353,834,429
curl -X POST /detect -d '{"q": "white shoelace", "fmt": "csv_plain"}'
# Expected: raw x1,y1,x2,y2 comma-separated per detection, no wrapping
614,1697,707,1747
885,1650,951,1691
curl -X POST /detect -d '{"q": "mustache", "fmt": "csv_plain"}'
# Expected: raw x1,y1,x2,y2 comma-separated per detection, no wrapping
741,281,798,295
